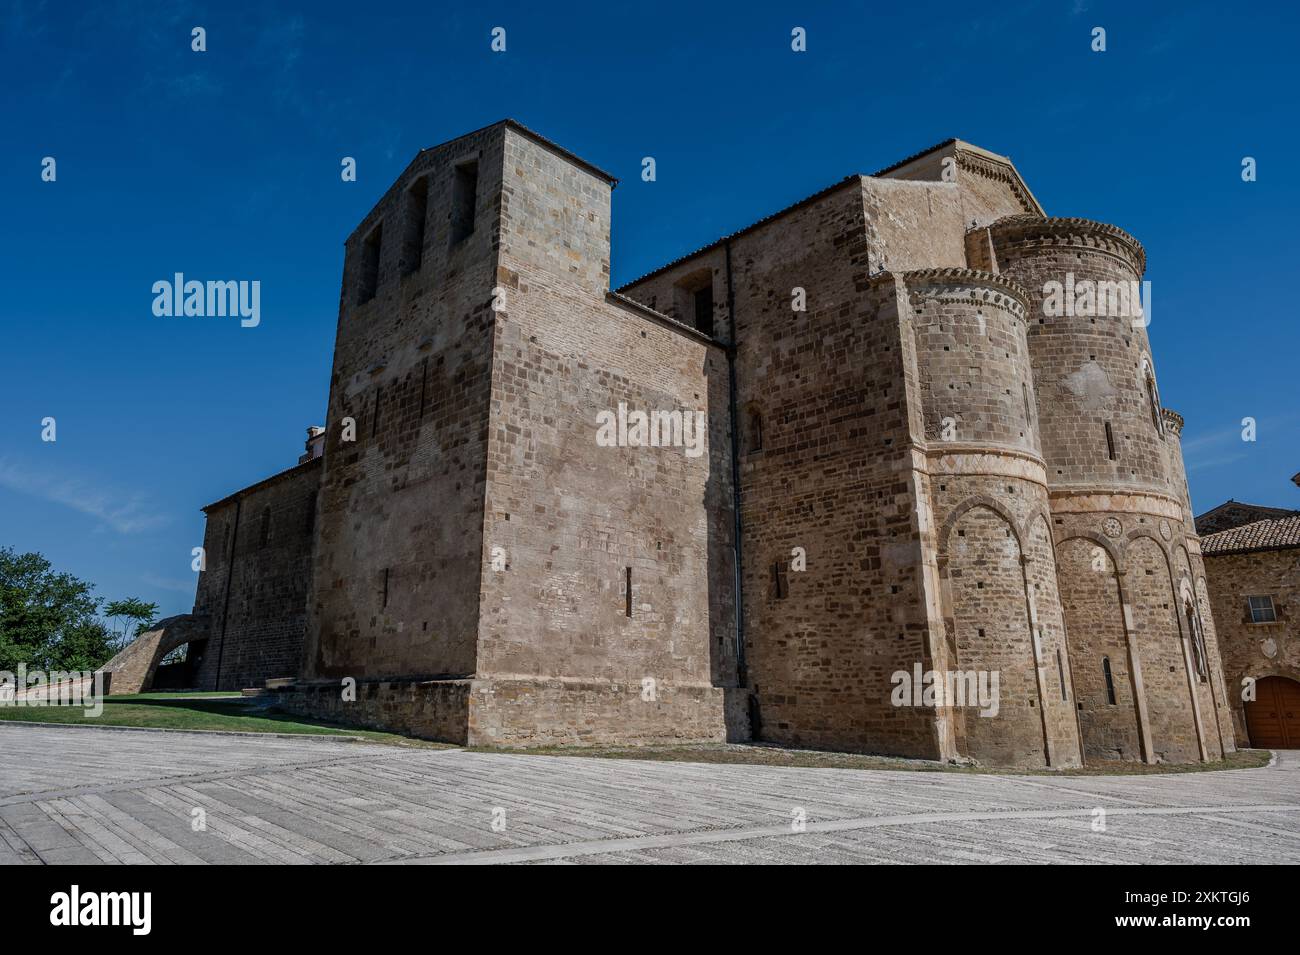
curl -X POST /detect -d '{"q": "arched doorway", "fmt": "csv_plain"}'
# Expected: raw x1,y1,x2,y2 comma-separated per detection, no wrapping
1245,676,1300,748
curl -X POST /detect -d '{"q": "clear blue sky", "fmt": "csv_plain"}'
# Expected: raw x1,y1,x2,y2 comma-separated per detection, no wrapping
2,0,1297,618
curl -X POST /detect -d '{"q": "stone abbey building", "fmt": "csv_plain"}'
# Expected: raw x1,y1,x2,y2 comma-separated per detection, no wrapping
122,120,1237,767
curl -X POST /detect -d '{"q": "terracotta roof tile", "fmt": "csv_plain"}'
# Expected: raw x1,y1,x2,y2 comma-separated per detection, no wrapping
1202,515,1300,555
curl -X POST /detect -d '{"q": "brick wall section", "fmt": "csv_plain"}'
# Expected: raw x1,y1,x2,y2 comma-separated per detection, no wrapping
192,458,321,691
1203,546,1300,744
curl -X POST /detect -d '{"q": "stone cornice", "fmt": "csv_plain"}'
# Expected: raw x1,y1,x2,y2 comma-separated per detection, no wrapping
985,215,1147,276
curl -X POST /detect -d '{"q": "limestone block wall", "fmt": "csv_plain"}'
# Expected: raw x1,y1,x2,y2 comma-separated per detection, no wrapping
193,458,321,691
470,128,737,746
902,268,1080,767
305,124,504,682
1204,546,1300,744
721,191,937,758
989,216,1228,763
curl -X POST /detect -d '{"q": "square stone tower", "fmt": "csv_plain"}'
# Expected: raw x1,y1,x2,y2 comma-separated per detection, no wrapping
298,121,744,744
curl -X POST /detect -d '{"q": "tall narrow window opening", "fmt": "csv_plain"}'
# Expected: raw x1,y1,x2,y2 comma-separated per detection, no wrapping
451,162,478,243
1102,656,1117,705
401,176,429,275
358,223,382,304
693,283,714,336
625,567,633,617
1104,421,1116,460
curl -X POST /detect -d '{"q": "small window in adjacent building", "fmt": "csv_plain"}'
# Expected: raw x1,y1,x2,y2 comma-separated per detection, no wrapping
748,408,763,453
451,161,478,243
1104,421,1116,460
259,506,271,547
1247,595,1277,623
772,561,789,600
1102,656,1117,705
693,283,714,336
357,223,382,304
625,567,633,618
401,176,429,275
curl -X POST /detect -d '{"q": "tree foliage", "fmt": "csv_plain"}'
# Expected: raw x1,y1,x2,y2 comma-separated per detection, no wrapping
0,547,121,672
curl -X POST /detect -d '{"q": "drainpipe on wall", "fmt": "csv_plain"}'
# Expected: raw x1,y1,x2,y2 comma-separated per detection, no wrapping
212,496,241,691
724,239,747,687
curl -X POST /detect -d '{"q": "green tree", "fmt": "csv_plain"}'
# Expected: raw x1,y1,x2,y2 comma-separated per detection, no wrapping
103,597,160,648
0,546,114,672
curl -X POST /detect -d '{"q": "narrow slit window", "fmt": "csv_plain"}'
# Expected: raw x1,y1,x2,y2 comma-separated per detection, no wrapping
1102,656,1117,705
1022,382,1032,424
382,568,390,608
625,567,633,618
772,561,789,600
748,408,763,453
1056,647,1067,701
402,176,429,275
451,161,478,243
372,385,382,438
1104,421,1116,460
357,223,382,304
693,283,714,336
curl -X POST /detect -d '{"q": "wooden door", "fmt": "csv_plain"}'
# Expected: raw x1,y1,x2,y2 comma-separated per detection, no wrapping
1245,677,1300,748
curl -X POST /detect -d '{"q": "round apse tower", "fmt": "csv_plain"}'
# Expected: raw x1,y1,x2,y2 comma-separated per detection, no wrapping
902,268,1082,769
986,216,1223,765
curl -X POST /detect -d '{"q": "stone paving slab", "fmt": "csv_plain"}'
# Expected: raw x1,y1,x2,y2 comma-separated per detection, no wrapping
1,724,1296,865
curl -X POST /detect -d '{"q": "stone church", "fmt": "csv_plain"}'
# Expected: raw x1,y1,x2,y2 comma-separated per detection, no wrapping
119,120,1236,767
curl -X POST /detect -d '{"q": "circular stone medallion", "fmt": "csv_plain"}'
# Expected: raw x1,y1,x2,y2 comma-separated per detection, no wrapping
1102,517,1122,539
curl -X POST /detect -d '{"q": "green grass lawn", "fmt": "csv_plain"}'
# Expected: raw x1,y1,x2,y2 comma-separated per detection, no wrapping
0,693,445,747
475,741,1273,776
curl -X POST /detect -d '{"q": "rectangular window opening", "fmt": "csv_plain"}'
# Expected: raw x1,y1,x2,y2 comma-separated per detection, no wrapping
1248,595,1277,624
451,161,478,244
625,567,633,618
693,284,714,336
772,561,789,600
1104,421,1116,460
402,176,429,275
358,223,382,304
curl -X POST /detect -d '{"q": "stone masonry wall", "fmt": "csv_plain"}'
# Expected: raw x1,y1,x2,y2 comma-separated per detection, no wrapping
470,127,737,745
1203,546,1300,744
305,124,504,682
193,458,321,691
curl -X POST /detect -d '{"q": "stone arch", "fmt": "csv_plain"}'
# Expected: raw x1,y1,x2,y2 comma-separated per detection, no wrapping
1126,535,1200,762
1055,534,1143,761
943,503,1045,766
1023,514,1082,765
939,494,1025,556
95,614,212,695
1056,527,1125,575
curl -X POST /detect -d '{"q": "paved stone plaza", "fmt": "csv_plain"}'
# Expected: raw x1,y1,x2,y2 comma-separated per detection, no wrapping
1,724,1296,865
